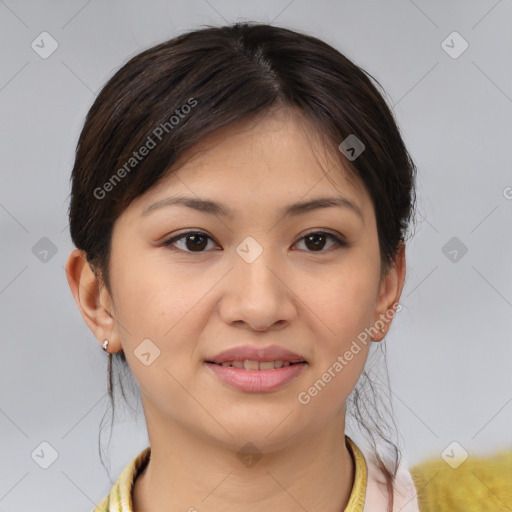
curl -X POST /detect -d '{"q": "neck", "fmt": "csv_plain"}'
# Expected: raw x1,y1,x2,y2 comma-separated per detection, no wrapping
132,407,354,512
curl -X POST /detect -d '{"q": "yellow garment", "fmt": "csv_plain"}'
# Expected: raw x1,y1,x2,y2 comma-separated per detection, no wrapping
93,435,367,511
93,437,512,511
410,448,512,511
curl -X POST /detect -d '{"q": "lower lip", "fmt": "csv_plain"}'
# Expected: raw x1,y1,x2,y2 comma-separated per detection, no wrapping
205,362,307,393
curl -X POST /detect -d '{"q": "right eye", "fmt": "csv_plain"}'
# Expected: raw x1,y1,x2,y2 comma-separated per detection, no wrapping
162,231,219,253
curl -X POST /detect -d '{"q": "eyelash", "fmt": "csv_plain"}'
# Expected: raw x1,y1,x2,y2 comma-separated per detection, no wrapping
162,230,348,254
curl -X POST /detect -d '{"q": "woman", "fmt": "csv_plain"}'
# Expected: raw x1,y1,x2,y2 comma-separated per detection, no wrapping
65,22,421,511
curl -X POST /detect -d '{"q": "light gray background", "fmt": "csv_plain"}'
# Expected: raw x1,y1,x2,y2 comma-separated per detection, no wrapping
1,1,511,510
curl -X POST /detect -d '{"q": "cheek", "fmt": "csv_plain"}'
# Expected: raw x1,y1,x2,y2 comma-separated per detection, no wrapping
305,262,378,347
111,250,199,338
110,260,205,416
297,276,374,418
110,250,218,383
298,256,378,407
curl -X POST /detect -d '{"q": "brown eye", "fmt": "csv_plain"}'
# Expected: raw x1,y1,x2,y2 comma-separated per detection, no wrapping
305,233,327,251
184,233,208,251
295,231,346,252
163,231,216,252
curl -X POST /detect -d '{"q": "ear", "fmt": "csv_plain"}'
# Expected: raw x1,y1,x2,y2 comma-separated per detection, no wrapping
371,242,406,341
65,248,121,352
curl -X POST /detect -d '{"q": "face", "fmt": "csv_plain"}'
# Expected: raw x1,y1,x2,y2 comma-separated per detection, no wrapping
97,107,400,452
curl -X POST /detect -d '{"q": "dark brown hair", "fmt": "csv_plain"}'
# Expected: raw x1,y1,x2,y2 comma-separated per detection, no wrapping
68,22,417,511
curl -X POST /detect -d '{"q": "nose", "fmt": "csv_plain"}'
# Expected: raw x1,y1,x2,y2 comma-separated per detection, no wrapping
218,247,297,332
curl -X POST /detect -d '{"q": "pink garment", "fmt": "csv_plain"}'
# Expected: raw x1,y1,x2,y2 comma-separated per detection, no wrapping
362,443,421,512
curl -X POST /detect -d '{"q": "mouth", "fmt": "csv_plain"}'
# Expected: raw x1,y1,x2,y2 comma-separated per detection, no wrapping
206,359,306,370
204,359,308,393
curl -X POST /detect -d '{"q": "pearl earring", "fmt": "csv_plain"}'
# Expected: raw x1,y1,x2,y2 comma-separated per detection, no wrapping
102,339,109,351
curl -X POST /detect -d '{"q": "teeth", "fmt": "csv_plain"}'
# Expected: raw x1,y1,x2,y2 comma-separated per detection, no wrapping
215,359,301,370
244,360,259,370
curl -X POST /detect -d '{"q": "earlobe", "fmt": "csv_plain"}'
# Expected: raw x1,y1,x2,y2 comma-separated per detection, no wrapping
65,248,119,351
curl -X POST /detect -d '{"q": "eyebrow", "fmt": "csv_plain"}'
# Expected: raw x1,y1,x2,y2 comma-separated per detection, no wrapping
141,195,364,221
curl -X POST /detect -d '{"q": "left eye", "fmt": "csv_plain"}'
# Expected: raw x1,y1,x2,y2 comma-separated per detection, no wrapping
294,231,347,252
162,230,346,253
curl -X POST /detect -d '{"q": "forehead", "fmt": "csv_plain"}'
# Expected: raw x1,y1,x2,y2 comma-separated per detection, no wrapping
129,106,372,218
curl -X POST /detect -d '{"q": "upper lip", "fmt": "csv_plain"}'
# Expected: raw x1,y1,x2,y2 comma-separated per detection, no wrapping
206,345,307,364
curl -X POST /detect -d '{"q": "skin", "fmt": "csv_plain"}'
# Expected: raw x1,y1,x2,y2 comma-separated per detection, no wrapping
66,106,406,512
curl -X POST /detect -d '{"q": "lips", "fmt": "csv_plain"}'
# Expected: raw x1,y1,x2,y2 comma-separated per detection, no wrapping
205,359,307,393
205,345,307,365
204,345,308,392
210,359,302,370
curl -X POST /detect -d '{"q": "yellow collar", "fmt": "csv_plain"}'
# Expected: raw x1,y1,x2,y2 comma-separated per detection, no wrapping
94,435,367,511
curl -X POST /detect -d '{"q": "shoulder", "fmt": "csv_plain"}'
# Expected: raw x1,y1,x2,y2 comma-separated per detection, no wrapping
353,439,421,512
91,446,151,512
365,457,421,512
